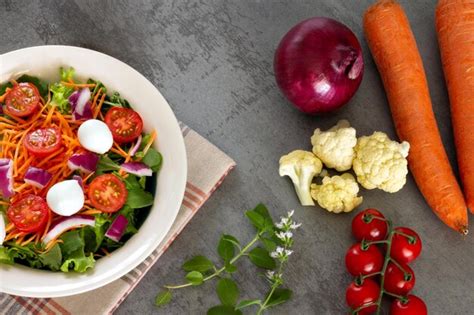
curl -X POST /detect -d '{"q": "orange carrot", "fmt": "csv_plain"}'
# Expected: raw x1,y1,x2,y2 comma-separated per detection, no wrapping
436,0,474,214
364,0,468,234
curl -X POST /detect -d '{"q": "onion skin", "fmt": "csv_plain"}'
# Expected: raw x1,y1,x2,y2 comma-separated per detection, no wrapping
274,17,364,114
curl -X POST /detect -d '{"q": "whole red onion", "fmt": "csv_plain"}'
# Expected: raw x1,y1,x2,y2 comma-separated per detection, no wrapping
274,17,364,115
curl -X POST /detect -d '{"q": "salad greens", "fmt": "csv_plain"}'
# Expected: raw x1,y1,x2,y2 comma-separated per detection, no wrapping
0,68,163,273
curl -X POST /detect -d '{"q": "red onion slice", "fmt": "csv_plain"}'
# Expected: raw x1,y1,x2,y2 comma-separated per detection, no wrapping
129,135,142,157
0,159,13,198
120,162,152,177
69,89,93,120
43,215,95,244
0,215,5,245
24,167,53,189
67,152,99,173
105,214,128,242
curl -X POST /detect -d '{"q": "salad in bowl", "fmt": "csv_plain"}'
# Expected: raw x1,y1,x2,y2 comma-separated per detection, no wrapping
0,46,186,297
0,67,163,273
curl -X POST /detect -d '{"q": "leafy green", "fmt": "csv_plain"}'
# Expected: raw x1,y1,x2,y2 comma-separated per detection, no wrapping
103,91,131,108
0,247,15,265
50,83,74,113
142,149,163,172
38,244,62,271
216,278,239,306
88,79,107,95
126,188,154,209
95,155,120,175
117,205,138,236
59,230,95,273
60,67,75,81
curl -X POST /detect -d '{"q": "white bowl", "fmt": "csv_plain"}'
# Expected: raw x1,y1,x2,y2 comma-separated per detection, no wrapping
0,46,187,297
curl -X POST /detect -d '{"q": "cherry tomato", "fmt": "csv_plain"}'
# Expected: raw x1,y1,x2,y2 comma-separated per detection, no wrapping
345,243,384,276
88,174,128,213
390,295,427,315
390,227,422,264
384,261,415,295
7,194,50,233
346,278,380,315
24,127,62,156
4,82,40,117
352,208,388,241
105,107,143,143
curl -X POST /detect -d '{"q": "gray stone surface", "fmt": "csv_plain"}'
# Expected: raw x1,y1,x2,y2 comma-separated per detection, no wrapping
1,0,474,314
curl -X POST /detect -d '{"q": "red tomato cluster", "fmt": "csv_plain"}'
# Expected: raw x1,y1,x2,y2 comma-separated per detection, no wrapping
345,209,427,315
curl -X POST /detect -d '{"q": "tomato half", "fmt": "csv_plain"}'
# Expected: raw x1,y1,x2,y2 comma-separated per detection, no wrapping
345,243,384,276
24,127,62,156
390,295,427,315
390,227,422,264
384,262,415,295
352,208,388,242
88,174,127,212
346,279,380,315
105,107,143,143
7,194,50,233
4,82,40,117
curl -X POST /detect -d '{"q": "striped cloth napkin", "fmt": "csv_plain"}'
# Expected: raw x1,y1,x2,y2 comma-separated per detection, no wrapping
0,123,236,315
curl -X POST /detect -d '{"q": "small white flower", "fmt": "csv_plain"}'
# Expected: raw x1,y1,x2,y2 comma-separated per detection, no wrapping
290,222,302,230
287,210,295,217
285,249,293,256
266,270,275,279
271,246,285,258
281,217,289,225
275,222,284,229
276,231,293,242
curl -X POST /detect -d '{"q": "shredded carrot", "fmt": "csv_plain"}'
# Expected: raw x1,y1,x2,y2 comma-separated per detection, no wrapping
60,81,96,88
142,130,157,156
93,93,107,118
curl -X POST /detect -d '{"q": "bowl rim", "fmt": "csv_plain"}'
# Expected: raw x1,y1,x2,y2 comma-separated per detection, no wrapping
0,45,187,297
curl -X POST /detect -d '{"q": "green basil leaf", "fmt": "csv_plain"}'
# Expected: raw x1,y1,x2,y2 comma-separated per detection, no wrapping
235,299,262,310
207,305,242,315
182,255,214,273
266,288,292,308
248,247,276,270
185,271,204,285
217,235,235,262
260,237,277,252
222,235,240,249
224,262,237,273
216,278,239,306
245,211,266,231
155,290,172,307
253,204,274,232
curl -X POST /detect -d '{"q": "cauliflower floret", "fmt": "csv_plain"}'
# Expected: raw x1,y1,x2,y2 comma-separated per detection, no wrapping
311,120,357,172
279,150,323,206
353,132,410,193
310,173,363,213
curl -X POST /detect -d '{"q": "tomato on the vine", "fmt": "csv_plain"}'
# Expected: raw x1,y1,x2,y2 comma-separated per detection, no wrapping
352,208,388,241
390,295,427,315
346,278,380,315
345,243,383,276
384,261,415,295
390,227,422,264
